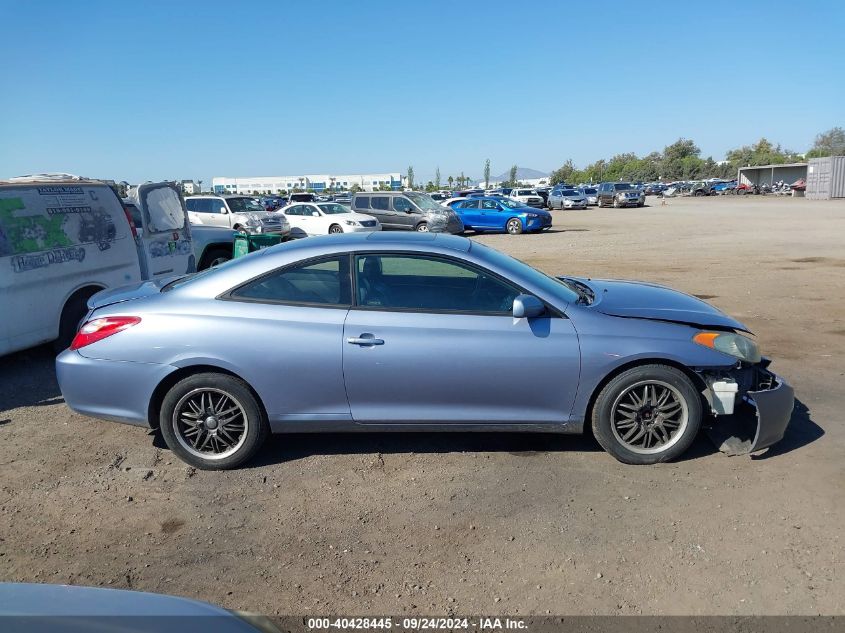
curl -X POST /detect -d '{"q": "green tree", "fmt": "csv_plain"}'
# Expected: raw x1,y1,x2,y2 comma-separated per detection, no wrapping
550,159,575,185
483,159,491,189
435,167,441,190
350,184,361,193
425,181,435,192
447,175,454,189
509,165,518,186
407,165,415,190
806,127,845,158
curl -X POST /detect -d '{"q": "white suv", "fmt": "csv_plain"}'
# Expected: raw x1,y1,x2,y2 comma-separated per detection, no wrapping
185,195,290,235
508,188,545,208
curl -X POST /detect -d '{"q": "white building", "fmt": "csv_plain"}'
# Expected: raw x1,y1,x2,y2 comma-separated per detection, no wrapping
180,180,201,195
212,173,403,194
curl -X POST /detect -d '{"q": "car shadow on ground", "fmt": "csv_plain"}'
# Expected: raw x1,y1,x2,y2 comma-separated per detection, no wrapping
0,344,64,416
250,431,604,467
751,398,823,459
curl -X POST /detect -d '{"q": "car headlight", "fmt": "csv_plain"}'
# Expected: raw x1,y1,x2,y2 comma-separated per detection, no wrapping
526,213,538,218
693,332,761,363
344,220,359,226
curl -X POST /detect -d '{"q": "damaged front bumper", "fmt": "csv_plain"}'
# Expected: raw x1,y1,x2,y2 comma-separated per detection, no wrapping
701,363,794,455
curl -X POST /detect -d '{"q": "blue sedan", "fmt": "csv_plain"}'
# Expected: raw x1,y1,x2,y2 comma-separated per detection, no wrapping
56,233,793,469
452,196,552,234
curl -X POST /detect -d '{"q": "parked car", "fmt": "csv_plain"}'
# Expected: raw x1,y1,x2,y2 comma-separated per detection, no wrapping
578,186,599,205
333,193,352,204
288,192,318,203
282,201,380,236
596,182,646,208
643,183,666,196
452,197,553,234
534,187,551,205
0,582,280,632
430,192,450,201
710,181,737,194
442,197,468,209
508,188,545,208
351,191,463,233
488,187,513,196
547,188,588,210
0,176,192,356
57,232,794,469
185,195,290,236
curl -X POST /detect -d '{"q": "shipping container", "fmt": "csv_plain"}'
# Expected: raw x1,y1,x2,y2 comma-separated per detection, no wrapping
806,156,845,200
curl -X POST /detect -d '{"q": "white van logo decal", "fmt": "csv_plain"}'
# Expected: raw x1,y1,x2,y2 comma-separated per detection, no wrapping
11,247,86,273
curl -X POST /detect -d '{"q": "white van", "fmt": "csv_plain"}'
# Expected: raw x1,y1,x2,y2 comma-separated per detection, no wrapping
0,176,192,356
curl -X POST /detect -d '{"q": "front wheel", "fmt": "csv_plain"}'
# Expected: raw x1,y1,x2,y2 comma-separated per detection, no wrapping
506,218,523,235
328,224,343,234
159,373,269,470
591,364,702,465
415,222,429,232
596,198,604,208
612,198,620,208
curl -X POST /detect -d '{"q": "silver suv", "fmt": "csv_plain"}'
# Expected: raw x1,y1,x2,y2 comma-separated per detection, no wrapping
351,191,464,233
185,195,290,235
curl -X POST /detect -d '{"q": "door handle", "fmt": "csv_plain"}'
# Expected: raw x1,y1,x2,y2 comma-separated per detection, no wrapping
347,334,384,346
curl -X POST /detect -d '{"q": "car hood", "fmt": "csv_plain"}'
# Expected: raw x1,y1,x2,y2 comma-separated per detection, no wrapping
565,277,750,332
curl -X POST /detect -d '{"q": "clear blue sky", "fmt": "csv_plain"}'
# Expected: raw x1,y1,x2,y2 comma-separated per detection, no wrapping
1,0,842,184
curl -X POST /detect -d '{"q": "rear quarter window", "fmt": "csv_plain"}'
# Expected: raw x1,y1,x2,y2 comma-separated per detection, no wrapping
355,196,370,210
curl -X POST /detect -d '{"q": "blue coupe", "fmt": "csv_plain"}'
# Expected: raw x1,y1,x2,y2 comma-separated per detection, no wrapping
56,233,793,469
452,196,553,234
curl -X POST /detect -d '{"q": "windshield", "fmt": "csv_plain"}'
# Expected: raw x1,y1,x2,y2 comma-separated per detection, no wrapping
499,198,529,209
227,197,265,213
560,189,578,196
582,188,597,194
405,192,444,212
471,242,580,305
613,183,635,191
318,203,349,215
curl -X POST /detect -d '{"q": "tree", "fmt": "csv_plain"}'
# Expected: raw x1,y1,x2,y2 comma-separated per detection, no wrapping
725,138,801,167
447,175,454,189
807,127,845,158
550,159,575,185
197,179,203,193
460,171,466,189
407,165,415,190
435,167,441,190
483,159,491,189
509,165,518,186
425,181,435,192
350,184,362,193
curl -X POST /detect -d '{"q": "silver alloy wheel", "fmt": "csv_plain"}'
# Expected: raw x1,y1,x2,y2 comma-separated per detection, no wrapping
209,255,230,267
416,223,429,232
610,380,689,455
329,224,343,234
172,388,249,461
506,219,522,234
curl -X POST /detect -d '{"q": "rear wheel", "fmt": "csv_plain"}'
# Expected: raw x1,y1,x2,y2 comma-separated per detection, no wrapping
160,373,269,470
199,247,231,270
591,364,702,465
596,197,604,208
506,218,523,235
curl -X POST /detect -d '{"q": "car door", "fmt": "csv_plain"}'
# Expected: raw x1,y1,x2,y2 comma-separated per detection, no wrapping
343,253,581,424
283,205,306,238
391,195,417,229
479,199,504,229
454,199,482,229
223,255,352,422
369,195,397,228
296,204,319,235
134,182,194,278
203,198,230,228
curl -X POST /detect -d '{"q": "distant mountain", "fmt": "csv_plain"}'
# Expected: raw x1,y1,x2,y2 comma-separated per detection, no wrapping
493,167,548,181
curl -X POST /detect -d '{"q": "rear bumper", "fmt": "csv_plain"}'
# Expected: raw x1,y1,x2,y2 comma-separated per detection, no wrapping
56,350,176,428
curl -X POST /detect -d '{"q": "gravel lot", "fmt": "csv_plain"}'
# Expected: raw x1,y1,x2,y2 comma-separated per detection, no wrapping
1,195,843,615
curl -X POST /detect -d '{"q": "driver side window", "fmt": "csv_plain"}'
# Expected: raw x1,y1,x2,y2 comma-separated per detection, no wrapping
393,197,412,212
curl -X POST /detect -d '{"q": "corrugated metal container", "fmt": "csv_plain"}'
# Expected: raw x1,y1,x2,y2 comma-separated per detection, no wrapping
806,156,845,199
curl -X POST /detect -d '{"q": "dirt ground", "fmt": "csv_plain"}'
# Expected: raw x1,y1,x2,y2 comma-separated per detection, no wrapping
1,195,843,616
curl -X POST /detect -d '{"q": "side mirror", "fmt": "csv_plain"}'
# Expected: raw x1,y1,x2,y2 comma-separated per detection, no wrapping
219,206,228,214
513,294,545,319
312,211,320,217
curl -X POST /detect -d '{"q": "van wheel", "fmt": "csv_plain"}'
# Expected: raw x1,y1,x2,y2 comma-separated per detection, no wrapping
54,287,100,353
415,222,429,232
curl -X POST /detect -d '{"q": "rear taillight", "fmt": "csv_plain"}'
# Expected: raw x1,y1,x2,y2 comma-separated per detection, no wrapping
70,316,141,350
123,207,138,239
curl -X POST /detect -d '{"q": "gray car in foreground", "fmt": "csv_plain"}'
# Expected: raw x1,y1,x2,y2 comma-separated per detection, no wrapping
57,233,793,469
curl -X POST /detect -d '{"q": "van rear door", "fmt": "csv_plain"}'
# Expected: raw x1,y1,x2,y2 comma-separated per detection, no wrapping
134,183,194,278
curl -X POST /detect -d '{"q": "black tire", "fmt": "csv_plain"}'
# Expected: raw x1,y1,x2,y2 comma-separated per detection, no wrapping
415,222,429,232
591,364,702,465
506,218,523,235
54,288,99,353
596,198,604,208
328,224,343,234
159,373,269,470
199,247,231,271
